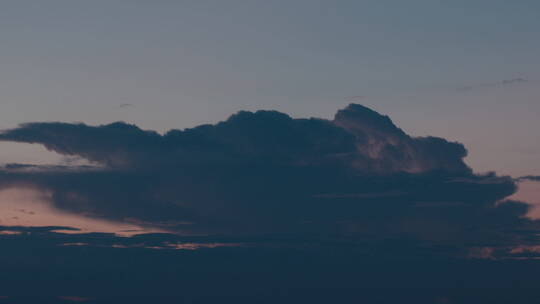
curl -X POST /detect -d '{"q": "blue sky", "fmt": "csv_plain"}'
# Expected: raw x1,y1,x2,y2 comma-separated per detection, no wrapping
0,0,539,176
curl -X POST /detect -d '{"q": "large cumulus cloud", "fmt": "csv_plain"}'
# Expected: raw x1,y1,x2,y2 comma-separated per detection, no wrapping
0,104,536,249
0,104,468,173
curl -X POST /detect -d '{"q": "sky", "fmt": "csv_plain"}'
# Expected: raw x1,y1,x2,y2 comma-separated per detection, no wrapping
0,0,538,176
0,2,540,301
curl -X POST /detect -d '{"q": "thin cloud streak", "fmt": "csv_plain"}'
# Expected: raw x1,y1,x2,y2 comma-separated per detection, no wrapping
458,77,529,91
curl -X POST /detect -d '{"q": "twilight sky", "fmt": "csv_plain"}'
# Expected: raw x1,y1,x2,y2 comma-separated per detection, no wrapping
0,0,539,177
2,2,540,301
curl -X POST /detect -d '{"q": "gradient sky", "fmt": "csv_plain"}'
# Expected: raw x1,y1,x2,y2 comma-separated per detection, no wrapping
0,0,539,177
2,3,540,300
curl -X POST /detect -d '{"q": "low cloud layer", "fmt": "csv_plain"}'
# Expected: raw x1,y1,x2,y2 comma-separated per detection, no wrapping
0,104,536,250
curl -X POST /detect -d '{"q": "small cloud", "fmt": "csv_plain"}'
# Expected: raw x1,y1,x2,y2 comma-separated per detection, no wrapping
344,96,366,102
16,209,35,215
502,78,528,85
459,77,529,91
119,103,134,108
517,175,540,182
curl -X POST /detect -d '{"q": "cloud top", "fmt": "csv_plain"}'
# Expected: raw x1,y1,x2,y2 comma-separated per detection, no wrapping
0,104,469,174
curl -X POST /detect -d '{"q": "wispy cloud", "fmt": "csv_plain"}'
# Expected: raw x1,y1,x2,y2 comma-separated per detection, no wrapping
458,77,529,91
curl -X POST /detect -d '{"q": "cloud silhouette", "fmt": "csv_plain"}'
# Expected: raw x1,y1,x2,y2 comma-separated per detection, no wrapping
0,104,536,249
0,104,468,173
518,175,540,182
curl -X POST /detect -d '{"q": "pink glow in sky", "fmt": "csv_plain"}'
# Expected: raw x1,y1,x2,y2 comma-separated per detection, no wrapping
511,180,540,220
0,187,163,236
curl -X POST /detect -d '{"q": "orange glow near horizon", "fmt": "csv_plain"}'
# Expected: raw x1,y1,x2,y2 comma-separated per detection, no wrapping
0,187,163,236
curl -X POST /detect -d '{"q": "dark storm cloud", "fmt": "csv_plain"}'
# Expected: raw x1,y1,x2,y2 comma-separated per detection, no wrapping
0,104,469,173
0,104,537,248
